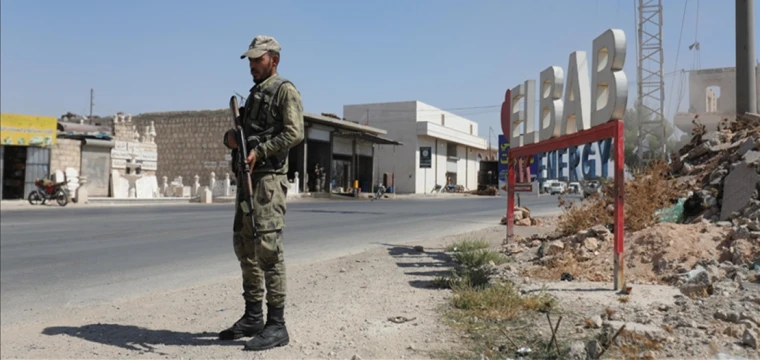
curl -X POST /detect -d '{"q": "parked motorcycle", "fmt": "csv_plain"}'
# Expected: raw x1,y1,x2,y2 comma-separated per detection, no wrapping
27,177,70,206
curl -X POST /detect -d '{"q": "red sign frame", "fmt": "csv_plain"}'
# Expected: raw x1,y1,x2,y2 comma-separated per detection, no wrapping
501,89,626,290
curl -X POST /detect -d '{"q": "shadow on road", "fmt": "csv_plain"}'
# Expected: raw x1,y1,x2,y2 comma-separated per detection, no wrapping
290,209,386,215
382,244,455,290
42,324,243,354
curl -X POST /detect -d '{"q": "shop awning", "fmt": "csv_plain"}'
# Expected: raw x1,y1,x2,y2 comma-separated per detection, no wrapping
334,130,403,146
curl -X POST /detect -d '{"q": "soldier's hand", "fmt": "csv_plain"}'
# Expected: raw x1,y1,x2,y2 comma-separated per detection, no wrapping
246,150,257,173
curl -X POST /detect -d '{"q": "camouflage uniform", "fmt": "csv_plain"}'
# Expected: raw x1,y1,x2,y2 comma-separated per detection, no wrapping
219,35,304,352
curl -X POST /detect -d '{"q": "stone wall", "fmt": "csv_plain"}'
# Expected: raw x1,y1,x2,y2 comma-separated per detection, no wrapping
133,110,233,186
50,138,82,175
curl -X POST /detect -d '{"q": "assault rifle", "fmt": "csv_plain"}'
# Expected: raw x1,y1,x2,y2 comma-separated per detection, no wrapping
229,96,258,237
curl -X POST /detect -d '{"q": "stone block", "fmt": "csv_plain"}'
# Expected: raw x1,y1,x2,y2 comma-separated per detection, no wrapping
738,137,757,157
744,150,760,167
721,162,760,221
200,186,213,204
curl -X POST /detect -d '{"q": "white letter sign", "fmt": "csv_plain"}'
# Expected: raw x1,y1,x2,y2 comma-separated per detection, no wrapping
562,51,591,136
591,29,628,125
508,28,627,149
539,66,564,140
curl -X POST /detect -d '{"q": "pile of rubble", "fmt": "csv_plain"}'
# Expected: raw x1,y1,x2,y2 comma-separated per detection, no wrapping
669,113,760,224
500,206,540,226
495,115,760,357
498,220,760,358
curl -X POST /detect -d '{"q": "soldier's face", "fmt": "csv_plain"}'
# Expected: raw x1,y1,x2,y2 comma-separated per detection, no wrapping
249,53,277,83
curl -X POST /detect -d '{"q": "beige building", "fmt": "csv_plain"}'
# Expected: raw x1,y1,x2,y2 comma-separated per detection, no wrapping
48,110,402,199
674,65,760,139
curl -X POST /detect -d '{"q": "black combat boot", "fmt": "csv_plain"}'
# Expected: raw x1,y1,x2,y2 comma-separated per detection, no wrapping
219,300,265,340
243,304,289,351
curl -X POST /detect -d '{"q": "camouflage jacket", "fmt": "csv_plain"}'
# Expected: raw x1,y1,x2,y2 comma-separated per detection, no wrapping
237,73,304,175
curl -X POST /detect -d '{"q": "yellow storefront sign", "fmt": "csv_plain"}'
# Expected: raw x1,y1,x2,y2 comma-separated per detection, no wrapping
0,113,58,147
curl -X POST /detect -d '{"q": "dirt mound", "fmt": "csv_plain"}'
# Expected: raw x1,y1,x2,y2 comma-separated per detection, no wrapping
521,222,732,284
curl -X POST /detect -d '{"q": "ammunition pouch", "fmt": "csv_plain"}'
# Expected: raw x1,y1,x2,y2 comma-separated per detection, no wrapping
245,137,287,171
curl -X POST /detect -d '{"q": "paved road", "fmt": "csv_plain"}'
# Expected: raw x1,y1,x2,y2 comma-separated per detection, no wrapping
0,195,570,326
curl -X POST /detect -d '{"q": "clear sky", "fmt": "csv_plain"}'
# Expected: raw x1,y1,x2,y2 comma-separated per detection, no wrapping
0,0,742,142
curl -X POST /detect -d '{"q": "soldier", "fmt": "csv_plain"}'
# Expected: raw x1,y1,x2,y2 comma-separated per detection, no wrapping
220,35,304,351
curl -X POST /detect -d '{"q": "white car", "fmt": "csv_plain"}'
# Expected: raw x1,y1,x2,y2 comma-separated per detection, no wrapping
543,180,566,195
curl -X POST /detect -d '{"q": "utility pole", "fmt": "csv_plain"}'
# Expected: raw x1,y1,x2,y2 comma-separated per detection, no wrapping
635,0,667,165
89,88,95,120
736,0,757,114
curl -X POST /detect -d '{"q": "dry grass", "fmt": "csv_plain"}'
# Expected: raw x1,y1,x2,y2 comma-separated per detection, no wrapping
450,280,555,321
605,307,616,319
596,328,663,360
618,331,663,360
555,160,685,237
445,239,490,252
617,296,630,303
438,239,562,360
584,317,598,329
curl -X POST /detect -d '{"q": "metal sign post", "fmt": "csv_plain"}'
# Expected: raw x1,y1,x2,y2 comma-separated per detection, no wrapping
420,146,432,193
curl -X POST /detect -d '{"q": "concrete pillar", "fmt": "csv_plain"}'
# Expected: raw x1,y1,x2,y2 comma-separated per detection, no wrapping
76,175,88,204
327,131,334,194
351,138,357,190
736,0,757,113
371,143,376,193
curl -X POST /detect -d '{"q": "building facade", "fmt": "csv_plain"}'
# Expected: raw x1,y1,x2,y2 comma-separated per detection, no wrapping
343,101,488,194
0,114,59,200
674,64,760,141
130,110,400,196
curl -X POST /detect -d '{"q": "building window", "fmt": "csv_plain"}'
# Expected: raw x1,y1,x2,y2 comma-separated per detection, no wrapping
447,142,457,158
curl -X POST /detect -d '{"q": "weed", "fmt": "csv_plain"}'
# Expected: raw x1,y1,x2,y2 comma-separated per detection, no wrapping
617,331,663,359
584,317,597,329
437,238,565,359
556,160,684,237
618,296,630,303
445,239,490,252
440,266,495,289
605,307,616,319
434,241,511,289
453,249,510,268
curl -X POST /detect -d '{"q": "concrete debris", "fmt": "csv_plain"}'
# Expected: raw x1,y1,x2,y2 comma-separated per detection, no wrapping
742,329,758,349
501,218,760,358
500,206,539,226
671,116,760,225
492,116,760,359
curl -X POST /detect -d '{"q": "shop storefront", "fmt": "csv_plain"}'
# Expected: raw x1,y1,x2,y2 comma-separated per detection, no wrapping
0,113,58,200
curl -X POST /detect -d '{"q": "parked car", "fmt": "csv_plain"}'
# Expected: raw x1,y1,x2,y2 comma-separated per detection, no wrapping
581,179,602,198
567,182,581,194
543,180,566,195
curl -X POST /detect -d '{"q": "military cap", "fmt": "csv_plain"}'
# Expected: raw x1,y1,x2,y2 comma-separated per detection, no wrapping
240,35,281,59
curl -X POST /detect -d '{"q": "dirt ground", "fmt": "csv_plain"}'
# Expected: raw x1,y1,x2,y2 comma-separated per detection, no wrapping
0,226,495,360
501,221,760,359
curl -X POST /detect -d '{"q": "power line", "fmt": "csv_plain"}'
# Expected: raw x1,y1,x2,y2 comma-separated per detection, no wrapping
666,0,689,117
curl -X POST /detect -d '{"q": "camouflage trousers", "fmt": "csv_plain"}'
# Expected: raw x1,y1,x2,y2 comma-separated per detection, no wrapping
233,173,290,307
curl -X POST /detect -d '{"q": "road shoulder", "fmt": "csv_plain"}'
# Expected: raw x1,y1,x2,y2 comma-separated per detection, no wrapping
0,224,518,359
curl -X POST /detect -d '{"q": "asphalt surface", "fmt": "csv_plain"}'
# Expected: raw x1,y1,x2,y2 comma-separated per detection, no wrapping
0,195,570,326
